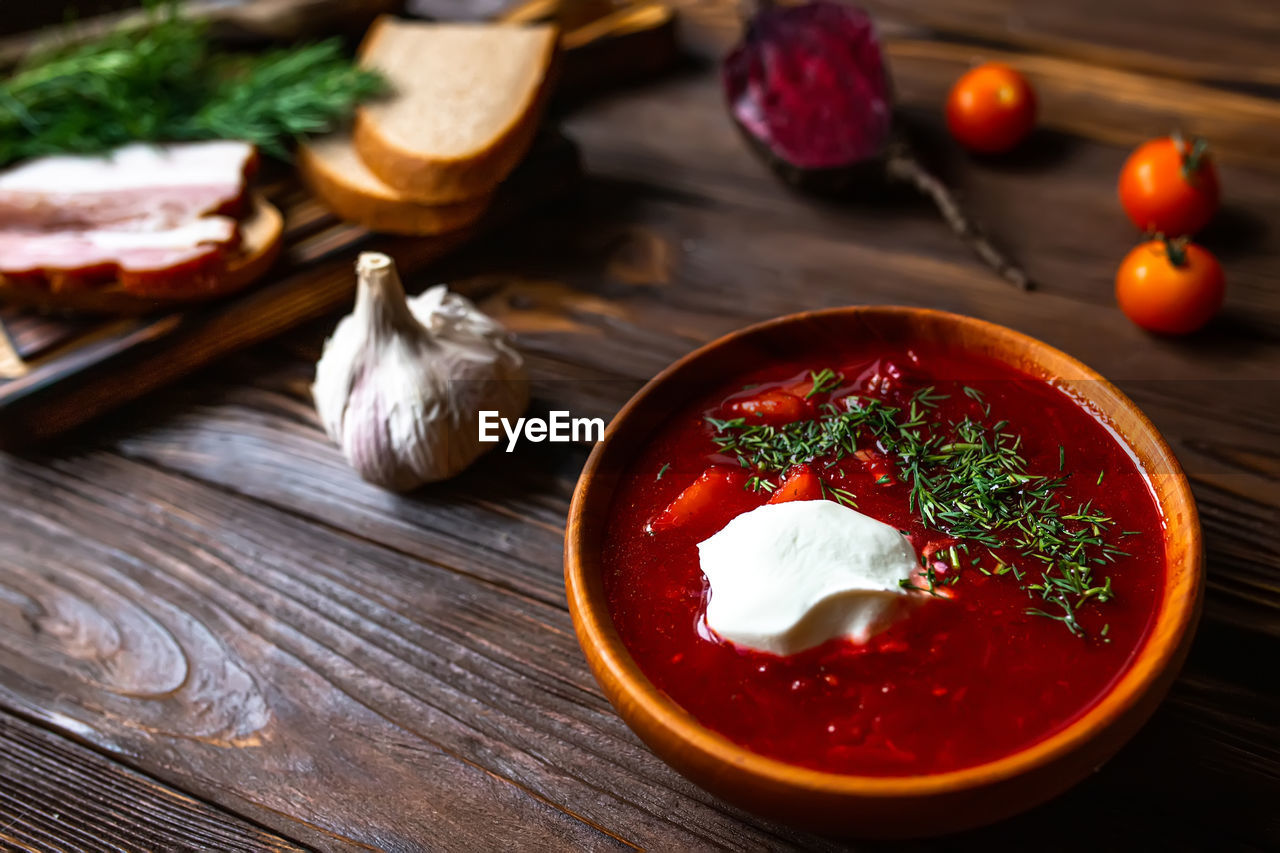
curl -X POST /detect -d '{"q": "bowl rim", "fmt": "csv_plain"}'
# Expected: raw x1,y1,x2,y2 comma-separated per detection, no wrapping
565,305,1202,797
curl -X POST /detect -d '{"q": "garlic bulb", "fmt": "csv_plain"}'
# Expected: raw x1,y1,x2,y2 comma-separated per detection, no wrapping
313,252,528,490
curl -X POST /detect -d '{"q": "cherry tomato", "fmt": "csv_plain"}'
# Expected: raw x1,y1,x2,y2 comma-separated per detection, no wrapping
945,63,1037,154
1118,135,1219,236
1115,240,1224,334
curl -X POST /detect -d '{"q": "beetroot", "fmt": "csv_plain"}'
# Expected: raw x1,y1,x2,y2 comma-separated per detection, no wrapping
725,3,891,171
723,1,1029,289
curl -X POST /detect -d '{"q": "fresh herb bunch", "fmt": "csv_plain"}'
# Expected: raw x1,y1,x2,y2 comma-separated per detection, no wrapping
0,3,384,165
706,383,1130,637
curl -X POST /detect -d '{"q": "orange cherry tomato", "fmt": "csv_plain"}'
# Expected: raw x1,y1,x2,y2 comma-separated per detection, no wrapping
1115,240,1224,334
1118,136,1220,236
945,63,1037,154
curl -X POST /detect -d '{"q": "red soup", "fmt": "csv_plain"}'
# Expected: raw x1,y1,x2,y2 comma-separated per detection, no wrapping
602,342,1165,777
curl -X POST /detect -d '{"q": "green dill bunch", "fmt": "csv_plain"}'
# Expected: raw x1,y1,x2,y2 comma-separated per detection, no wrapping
0,5,384,166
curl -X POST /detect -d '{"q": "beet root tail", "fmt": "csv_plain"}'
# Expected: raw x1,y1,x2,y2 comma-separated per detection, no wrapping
887,153,1032,291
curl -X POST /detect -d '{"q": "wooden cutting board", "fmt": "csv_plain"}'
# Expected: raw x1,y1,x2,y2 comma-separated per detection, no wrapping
0,134,580,449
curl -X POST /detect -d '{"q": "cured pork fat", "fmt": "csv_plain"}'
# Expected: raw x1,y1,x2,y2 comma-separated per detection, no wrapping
0,141,256,287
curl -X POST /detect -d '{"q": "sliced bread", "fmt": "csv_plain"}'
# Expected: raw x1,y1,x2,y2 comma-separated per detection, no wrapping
298,133,491,235
352,17,559,204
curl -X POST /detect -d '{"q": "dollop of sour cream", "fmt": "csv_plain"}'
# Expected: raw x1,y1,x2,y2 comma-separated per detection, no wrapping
697,500,921,655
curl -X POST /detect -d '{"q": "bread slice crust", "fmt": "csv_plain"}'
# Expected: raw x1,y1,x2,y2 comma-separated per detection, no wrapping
297,136,491,235
352,17,560,204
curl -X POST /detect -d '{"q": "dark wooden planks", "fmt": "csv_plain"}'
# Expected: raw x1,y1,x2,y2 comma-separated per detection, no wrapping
0,708,309,853
860,0,1280,87
669,0,1280,87
0,448,843,851
106,363,593,610
0,457,628,852
884,40,1280,175
557,72,1280,334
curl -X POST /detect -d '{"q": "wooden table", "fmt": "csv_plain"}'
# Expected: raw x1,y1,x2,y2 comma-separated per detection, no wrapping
2,1,1277,849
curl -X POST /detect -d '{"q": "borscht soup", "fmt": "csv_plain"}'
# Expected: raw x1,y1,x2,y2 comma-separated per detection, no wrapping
601,339,1165,777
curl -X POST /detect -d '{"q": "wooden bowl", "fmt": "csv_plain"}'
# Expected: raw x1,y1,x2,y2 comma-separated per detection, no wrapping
564,306,1202,837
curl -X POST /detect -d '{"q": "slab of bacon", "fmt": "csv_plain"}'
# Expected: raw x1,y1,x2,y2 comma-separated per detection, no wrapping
0,141,257,291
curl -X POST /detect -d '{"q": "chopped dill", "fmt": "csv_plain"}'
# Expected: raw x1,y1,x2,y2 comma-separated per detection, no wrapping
961,385,991,415
705,373,1125,637
829,487,858,507
805,368,844,399
817,479,858,507
912,386,949,409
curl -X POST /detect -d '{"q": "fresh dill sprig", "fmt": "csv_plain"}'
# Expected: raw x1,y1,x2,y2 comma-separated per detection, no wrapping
819,479,859,508
805,368,844,399
706,376,1128,637
0,2,384,165
912,386,948,409
963,384,991,416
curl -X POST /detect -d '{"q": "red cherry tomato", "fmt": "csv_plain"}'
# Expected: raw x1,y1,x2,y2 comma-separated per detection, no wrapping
1115,240,1224,334
1118,135,1220,236
945,63,1037,154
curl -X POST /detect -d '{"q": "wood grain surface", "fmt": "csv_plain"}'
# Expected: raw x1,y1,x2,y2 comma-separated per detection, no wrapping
0,709,308,852
1,0,1278,850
